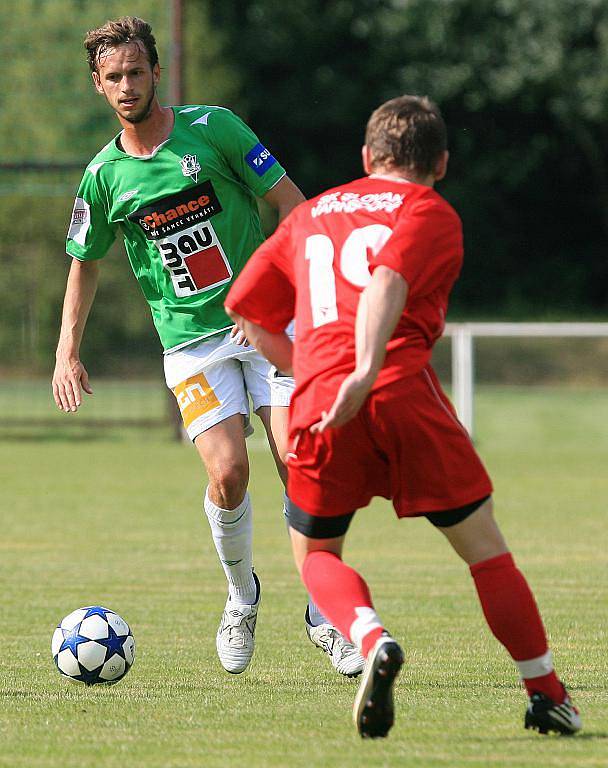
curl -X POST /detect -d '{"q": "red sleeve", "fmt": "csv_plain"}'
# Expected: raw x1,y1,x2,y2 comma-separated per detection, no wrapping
225,215,296,332
371,196,463,298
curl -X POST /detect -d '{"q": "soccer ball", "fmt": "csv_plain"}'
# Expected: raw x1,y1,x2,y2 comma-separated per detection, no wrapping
51,605,135,685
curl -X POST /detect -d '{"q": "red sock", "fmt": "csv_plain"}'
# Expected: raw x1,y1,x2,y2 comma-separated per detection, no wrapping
302,550,385,657
470,552,564,702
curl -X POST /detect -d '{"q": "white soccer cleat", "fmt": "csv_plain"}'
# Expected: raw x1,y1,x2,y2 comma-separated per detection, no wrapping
305,612,365,678
216,572,261,674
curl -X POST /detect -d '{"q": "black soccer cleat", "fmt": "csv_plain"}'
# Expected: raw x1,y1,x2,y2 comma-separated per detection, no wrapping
524,690,582,735
353,636,404,739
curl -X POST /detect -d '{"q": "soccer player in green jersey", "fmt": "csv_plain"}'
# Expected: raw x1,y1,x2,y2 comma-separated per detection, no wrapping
52,16,364,677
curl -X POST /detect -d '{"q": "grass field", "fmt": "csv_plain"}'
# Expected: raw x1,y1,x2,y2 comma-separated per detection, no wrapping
1,386,607,768
0,378,167,426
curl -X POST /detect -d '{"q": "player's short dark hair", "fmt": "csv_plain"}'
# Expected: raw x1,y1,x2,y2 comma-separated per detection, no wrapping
365,95,447,176
84,16,158,73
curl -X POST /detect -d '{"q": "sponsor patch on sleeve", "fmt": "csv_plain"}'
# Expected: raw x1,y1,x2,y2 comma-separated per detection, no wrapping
245,143,277,176
67,197,91,247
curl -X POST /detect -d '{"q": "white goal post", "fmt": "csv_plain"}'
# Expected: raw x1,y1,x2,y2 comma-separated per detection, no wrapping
443,322,608,436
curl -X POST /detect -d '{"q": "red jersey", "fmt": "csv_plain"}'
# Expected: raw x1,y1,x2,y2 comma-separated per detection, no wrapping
226,174,463,431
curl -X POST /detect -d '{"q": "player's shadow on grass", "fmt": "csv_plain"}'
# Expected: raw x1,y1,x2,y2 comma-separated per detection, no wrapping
464,731,608,743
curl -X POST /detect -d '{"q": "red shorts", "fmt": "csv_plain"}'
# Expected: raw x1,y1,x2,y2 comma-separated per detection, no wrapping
286,366,493,520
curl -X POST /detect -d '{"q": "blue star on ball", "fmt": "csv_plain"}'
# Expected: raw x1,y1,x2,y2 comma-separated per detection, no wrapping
73,664,105,686
97,624,128,661
83,606,111,620
58,625,90,657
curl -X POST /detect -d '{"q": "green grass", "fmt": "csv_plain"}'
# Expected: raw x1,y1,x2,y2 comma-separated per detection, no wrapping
1,386,607,767
0,378,167,425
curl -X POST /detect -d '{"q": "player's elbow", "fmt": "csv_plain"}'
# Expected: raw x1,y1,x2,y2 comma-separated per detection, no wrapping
371,266,408,308
374,265,407,288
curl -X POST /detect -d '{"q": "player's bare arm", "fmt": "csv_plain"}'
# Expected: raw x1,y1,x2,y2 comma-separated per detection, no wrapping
229,177,303,347
263,176,305,222
311,266,408,433
226,309,294,375
354,266,408,381
52,259,99,412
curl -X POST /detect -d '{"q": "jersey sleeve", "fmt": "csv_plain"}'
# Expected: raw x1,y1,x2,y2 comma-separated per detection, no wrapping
206,109,286,198
371,197,463,298
66,169,117,261
225,216,295,332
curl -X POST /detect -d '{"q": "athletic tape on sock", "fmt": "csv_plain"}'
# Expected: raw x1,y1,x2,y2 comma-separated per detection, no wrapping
350,606,383,653
516,649,554,679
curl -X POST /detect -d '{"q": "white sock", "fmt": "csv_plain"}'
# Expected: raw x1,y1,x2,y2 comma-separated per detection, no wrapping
282,493,290,529
204,488,256,604
306,600,328,627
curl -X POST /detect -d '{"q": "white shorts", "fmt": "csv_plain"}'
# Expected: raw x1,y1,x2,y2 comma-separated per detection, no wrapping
164,331,294,441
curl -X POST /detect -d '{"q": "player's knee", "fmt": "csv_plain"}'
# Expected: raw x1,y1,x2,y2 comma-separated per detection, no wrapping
476,497,506,544
207,460,249,509
290,529,320,577
438,495,509,565
480,496,494,517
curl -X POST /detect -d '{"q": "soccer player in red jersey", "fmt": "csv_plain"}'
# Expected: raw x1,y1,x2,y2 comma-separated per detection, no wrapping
225,96,581,738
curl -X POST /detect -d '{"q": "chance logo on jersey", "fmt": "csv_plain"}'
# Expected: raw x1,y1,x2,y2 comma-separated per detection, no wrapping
128,181,232,298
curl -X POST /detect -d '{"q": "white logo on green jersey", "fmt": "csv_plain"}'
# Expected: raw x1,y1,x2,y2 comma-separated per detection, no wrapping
119,189,139,202
67,197,90,246
181,154,201,183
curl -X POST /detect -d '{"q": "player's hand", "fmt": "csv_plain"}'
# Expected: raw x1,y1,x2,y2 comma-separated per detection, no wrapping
230,324,250,346
52,356,93,413
310,371,374,433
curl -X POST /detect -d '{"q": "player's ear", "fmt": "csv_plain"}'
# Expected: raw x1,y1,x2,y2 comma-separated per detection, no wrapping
362,145,373,176
91,70,104,95
152,63,161,87
434,151,449,181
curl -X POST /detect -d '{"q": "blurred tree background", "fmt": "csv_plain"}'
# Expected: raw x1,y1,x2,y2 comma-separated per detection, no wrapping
1,0,607,376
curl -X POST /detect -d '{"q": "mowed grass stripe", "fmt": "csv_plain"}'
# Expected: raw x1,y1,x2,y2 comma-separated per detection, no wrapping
1,386,606,767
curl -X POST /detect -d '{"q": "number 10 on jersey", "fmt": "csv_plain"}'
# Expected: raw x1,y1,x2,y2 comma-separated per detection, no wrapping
305,225,393,328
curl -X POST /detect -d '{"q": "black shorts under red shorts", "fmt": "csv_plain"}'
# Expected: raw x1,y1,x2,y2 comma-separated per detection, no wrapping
286,365,493,525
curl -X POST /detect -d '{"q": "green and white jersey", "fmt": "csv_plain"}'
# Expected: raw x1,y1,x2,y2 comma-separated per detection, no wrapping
66,105,286,352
